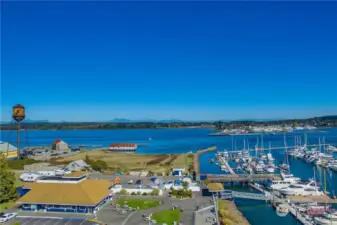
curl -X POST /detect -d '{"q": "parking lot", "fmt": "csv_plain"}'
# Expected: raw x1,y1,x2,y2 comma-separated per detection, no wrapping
4,217,101,225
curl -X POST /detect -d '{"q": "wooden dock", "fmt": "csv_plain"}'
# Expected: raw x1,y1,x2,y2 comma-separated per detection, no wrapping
227,144,330,153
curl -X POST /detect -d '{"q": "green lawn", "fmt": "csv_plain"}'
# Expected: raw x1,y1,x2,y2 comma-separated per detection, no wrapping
151,209,181,225
0,201,16,212
15,173,23,188
116,199,161,210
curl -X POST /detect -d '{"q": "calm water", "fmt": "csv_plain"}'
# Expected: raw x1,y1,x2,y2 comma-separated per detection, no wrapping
1,127,337,225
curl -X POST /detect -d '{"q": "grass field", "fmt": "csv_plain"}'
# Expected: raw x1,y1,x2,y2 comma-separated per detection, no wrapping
0,201,16,211
53,150,193,173
116,199,161,210
218,200,249,225
151,209,181,225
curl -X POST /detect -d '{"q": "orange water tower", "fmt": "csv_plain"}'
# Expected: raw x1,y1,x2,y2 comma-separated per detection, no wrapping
12,104,26,158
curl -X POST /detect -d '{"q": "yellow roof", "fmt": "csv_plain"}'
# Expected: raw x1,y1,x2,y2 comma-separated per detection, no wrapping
63,171,88,177
207,183,224,192
17,179,112,206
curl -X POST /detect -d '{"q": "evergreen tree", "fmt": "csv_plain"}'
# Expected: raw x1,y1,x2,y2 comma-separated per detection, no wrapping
0,154,18,203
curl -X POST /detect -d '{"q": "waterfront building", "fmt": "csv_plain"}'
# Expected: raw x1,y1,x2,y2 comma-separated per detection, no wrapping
109,143,137,152
16,172,113,214
0,141,18,160
65,160,90,172
51,139,69,151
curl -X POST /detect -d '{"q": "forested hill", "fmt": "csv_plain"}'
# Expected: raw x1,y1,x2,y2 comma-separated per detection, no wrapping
0,115,336,130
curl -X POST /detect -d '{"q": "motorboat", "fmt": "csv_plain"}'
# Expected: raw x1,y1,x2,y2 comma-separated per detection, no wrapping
236,165,242,171
314,211,337,225
254,164,264,174
244,166,253,174
279,179,324,196
264,165,275,173
276,204,289,217
278,162,290,173
267,153,275,161
267,173,301,190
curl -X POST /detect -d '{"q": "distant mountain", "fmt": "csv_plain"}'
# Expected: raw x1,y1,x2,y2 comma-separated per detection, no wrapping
107,118,184,123
23,119,50,123
108,118,132,123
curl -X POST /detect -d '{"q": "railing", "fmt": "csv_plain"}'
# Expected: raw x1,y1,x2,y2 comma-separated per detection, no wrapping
219,191,270,201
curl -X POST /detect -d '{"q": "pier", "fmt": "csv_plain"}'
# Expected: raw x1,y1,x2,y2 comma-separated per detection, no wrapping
200,173,280,182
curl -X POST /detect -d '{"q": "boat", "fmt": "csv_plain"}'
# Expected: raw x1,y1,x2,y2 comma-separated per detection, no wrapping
314,211,337,225
278,162,290,173
236,165,242,171
267,153,275,162
254,164,265,174
276,204,289,217
260,153,267,160
264,165,275,173
223,150,229,159
279,179,324,196
210,158,214,163
267,172,301,190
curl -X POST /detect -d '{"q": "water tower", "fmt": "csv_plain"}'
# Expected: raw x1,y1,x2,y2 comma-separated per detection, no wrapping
12,104,26,158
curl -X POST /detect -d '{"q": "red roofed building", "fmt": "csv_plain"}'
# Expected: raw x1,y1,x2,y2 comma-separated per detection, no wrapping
109,143,137,152
52,139,69,151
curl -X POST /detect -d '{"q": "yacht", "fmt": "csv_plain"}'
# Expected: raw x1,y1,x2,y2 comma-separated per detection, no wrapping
314,211,337,225
278,162,290,173
264,165,275,173
254,164,265,174
267,153,275,162
279,179,324,196
244,166,253,174
267,172,301,190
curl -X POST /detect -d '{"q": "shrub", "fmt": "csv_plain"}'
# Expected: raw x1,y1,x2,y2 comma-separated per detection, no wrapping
142,192,148,196
131,192,136,195
151,189,160,196
119,189,127,195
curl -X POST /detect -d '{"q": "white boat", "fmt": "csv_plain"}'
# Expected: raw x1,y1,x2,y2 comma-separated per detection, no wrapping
264,165,275,173
276,204,289,217
221,165,229,172
267,173,301,190
267,153,274,161
223,151,229,158
260,153,267,160
278,163,290,172
254,164,264,174
236,165,242,171
279,179,324,196
314,211,337,225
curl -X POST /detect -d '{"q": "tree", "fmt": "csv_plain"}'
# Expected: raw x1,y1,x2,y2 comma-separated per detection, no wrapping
182,181,189,190
0,154,18,204
151,189,160,196
119,189,127,195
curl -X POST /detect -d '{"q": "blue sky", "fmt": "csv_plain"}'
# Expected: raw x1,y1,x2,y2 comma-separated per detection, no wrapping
1,1,337,121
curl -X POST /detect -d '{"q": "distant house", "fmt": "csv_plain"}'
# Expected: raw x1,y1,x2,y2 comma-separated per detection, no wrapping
66,160,90,172
51,139,68,151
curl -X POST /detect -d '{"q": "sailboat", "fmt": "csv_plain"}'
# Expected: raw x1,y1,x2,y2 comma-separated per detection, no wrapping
278,133,290,173
267,142,275,162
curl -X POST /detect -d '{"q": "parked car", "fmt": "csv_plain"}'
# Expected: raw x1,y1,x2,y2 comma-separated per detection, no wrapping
0,212,17,222
128,180,133,184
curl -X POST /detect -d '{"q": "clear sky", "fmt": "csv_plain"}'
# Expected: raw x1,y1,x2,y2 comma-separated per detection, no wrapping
1,1,337,122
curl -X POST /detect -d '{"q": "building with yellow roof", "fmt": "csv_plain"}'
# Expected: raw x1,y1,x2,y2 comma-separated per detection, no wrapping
17,175,114,214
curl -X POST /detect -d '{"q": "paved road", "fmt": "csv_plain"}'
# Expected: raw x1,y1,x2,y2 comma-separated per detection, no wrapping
4,217,99,225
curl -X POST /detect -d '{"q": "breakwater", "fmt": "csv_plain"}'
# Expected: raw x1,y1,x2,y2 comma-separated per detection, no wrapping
194,146,217,174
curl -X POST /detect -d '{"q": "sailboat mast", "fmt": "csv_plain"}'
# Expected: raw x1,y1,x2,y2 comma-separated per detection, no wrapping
284,133,289,164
